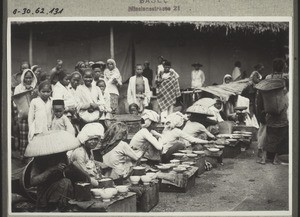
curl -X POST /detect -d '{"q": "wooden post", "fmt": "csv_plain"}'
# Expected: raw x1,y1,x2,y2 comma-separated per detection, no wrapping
110,26,114,59
29,28,33,65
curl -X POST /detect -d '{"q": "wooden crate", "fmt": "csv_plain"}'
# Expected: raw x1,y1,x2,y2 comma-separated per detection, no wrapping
157,166,198,193
136,181,159,212
69,192,137,212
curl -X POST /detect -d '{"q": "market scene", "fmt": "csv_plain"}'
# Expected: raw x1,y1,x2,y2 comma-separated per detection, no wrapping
10,21,290,213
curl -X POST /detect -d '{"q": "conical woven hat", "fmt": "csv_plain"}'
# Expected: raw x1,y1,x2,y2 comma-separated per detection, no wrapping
24,130,80,157
255,79,285,91
186,104,214,116
194,98,216,108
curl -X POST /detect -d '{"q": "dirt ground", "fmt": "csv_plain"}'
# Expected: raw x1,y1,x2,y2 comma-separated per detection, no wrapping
11,142,289,213
151,142,289,212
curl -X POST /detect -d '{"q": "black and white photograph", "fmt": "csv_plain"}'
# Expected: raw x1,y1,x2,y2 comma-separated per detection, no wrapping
7,17,293,215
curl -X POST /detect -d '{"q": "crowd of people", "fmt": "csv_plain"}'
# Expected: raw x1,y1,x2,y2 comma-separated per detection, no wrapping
11,56,289,211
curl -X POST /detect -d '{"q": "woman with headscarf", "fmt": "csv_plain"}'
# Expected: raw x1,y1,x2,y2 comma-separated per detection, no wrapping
104,59,122,114
159,112,210,163
74,61,86,75
68,123,105,187
223,74,233,84
130,110,162,164
101,122,143,182
14,69,38,160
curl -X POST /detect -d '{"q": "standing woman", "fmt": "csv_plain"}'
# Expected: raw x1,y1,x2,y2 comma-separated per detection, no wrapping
14,69,38,160
104,59,122,114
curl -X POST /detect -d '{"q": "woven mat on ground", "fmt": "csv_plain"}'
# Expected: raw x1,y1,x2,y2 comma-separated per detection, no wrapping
157,166,198,188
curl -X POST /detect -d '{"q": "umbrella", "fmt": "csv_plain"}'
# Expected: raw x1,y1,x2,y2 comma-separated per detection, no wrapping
193,98,216,108
186,104,214,116
24,130,80,157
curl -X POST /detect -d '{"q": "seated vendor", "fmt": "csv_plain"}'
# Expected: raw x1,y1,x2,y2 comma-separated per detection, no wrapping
159,112,210,163
130,110,162,165
101,122,143,182
69,123,105,187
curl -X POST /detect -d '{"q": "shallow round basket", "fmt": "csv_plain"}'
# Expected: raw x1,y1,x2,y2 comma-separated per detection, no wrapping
173,167,186,173
208,148,220,152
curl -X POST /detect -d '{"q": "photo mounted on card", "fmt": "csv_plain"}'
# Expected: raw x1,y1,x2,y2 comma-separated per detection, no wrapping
4,0,297,217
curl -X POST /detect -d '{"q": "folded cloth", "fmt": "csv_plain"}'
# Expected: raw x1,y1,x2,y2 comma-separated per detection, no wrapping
157,77,181,111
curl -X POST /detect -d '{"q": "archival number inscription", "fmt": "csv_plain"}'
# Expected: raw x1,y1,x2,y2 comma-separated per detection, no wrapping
12,8,64,15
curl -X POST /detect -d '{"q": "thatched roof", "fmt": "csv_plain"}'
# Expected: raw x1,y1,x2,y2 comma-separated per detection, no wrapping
198,79,251,101
142,21,289,34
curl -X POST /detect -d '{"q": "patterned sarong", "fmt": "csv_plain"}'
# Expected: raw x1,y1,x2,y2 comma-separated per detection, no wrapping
157,77,181,111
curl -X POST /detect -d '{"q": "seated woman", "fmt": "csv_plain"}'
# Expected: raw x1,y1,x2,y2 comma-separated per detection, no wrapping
159,112,210,163
183,113,216,141
130,110,162,165
76,68,105,125
68,123,105,187
101,122,143,183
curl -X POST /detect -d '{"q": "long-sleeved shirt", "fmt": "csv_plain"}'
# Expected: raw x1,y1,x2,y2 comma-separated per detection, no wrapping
127,75,151,107
182,120,215,138
159,128,207,154
104,69,122,96
28,97,52,141
52,82,77,110
191,69,205,88
51,115,75,135
103,141,143,179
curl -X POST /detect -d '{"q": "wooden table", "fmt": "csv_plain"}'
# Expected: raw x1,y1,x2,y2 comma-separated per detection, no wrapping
68,192,137,212
129,181,159,212
157,166,198,193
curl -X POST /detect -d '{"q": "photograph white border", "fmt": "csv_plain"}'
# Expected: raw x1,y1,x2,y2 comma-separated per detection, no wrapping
7,16,293,217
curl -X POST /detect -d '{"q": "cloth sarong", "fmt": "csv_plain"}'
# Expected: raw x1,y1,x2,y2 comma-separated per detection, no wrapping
157,77,181,111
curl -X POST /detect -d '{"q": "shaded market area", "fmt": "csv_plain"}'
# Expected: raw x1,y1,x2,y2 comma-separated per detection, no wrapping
10,20,290,213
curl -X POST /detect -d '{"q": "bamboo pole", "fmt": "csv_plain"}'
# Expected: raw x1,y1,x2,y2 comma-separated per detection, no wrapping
29,28,33,66
110,26,114,59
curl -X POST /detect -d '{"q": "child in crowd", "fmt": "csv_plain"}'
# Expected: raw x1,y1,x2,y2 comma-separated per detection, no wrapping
69,123,105,187
76,68,105,124
160,112,210,163
14,69,38,159
104,59,122,114
28,81,53,141
101,122,143,182
75,61,87,74
96,79,112,118
127,64,151,113
130,110,162,164
51,99,75,136
50,59,63,75
156,61,181,116
52,70,77,116
128,103,139,115
91,61,106,85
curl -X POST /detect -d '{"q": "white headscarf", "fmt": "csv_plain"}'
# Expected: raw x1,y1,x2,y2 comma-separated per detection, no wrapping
165,112,188,129
77,123,105,144
14,69,38,95
223,74,233,84
142,110,160,123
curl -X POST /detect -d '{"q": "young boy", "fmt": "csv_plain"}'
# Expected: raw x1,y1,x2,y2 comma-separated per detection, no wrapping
128,103,139,115
51,99,75,136
127,64,151,113
191,62,205,88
